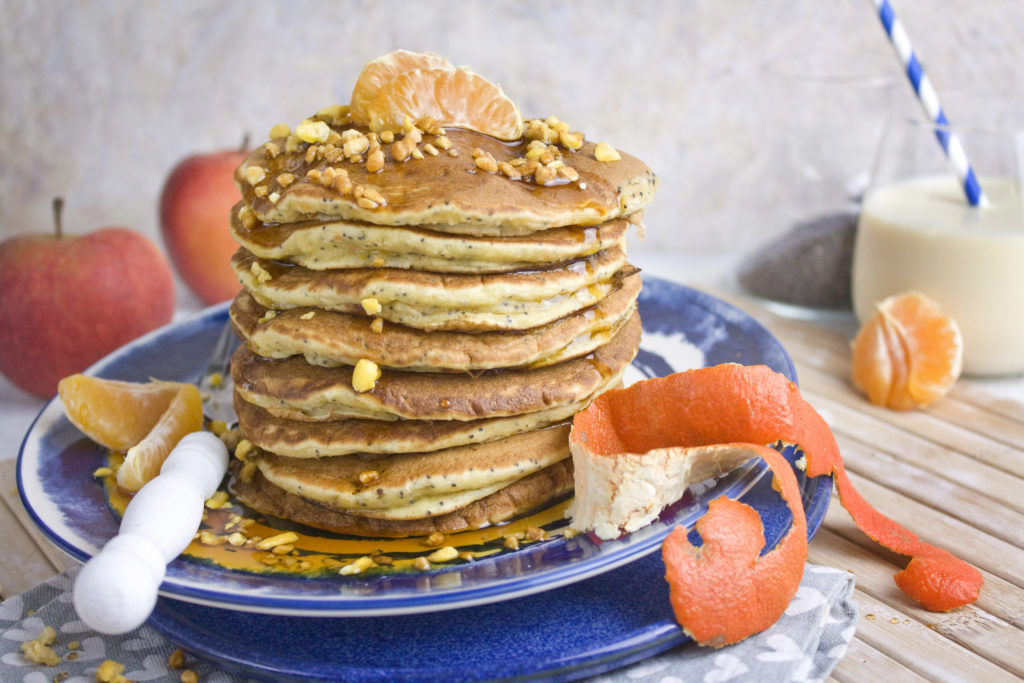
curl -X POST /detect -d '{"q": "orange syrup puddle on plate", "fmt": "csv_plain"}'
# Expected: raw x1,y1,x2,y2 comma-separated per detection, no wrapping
99,452,574,578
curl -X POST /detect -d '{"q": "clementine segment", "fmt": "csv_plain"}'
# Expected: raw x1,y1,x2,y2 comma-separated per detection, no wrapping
663,444,807,648
852,291,962,410
361,67,524,141
350,50,454,127
58,374,190,452
117,383,203,492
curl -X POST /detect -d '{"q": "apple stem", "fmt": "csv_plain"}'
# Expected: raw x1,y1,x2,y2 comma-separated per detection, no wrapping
53,197,64,239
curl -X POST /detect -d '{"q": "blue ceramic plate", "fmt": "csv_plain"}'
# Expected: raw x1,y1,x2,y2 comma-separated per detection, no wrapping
18,277,831,679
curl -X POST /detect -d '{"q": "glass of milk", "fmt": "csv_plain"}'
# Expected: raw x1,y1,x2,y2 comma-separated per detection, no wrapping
851,99,1024,376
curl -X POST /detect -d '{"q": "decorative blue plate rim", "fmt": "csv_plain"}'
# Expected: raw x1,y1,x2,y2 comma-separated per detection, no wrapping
17,276,825,621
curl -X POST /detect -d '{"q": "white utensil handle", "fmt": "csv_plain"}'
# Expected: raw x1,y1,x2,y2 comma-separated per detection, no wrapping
72,431,228,634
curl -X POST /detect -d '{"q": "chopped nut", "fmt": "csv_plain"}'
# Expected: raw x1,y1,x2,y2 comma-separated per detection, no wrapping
257,531,300,550
276,172,295,187
594,141,621,162
256,309,277,324
413,556,431,570
356,196,379,210
180,670,199,683
237,205,256,229
339,555,376,575
422,143,439,156
380,130,395,144
268,191,281,203
234,439,254,461
19,626,59,666
434,135,452,150
361,297,382,315
285,134,302,153
358,470,379,485
534,164,557,185
366,149,385,173
295,119,331,144
263,141,281,158
299,310,316,320
342,133,370,157
271,544,295,555
392,137,415,162
447,148,459,158
205,490,229,509
243,165,266,185
334,169,353,194
315,104,349,125
253,184,269,198
373,554,393,565
168,648,186,670
424,532,445,547
410,146,424,160
227,531,248,546
503,535,520,550
417,116,442,135
239,460,257,483
197,531,227,546
498,161,521,179
559,130,584,150
362,187,387,206
352,358,381,392
427,546,459,563
268,123,291,139
474,152,498,173
370,317,384,334
96,659,125,682
323,144,344,163
558,165,580,182
304,145,319,164
250,261,273,284
526,526,547,541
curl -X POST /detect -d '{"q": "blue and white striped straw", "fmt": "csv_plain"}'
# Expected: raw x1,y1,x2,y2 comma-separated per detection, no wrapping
872,0,988,207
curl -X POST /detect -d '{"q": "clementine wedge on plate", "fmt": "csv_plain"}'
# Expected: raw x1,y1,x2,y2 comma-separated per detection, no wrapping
117,382,203,492
851,291,963,410
58,374,204,493
349,49,455,126
58,374,191,452
358,67,524,141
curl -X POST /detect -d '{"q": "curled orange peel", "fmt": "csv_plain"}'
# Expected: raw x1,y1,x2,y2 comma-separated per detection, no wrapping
570,363,981,644
662,443,807,648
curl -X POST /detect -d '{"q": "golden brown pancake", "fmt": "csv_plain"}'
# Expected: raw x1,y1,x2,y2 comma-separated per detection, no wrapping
231,246,632,332
236,127,657,234
248,423,570,520
231,211,632,273
229,458,574,538
231,310,640,422
236,388,608,458
229,270,640,371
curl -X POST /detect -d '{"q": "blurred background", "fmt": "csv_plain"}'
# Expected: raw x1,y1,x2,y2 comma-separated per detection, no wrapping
4,0,1022,278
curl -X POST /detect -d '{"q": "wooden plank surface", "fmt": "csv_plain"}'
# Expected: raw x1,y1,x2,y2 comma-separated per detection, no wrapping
0,290,1021,682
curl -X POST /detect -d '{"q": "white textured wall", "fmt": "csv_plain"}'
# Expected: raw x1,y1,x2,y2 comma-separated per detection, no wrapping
2,0,1022,266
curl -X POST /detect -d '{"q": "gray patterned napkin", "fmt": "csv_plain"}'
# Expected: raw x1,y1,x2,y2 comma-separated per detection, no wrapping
0,563,855,682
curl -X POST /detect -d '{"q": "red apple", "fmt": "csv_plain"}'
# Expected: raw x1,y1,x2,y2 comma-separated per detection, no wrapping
159,138,249,305
0,198,176,398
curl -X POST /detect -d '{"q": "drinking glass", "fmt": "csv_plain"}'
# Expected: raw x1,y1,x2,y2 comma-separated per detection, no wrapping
851,97,1024,376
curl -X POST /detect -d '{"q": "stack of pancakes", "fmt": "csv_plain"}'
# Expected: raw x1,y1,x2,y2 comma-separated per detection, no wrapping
226,105,656,538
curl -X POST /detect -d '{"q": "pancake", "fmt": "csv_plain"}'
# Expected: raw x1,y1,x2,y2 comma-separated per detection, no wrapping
236,386,608,458
231,310,640,422
231,210,632,273
229,458,575,538
231,246,632,332
248,423,570,520
229,270,641,371
236,127,657,234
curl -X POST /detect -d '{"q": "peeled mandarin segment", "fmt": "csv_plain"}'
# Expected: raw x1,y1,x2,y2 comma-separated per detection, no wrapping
851,292,962,410
116,384,203,492
57,374,189,452
662,443,808,648
364,67,524,141
349,50,454,126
